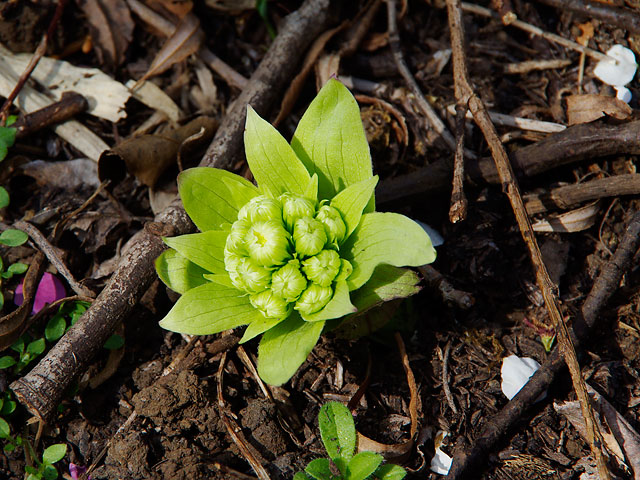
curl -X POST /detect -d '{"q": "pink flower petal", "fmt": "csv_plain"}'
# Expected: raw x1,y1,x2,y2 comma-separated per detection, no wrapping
14,273,66,314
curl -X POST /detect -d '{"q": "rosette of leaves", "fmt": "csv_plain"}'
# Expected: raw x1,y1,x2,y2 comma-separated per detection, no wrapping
156,79,436,385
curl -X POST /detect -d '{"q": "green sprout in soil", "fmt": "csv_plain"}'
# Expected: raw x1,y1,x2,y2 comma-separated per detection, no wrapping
156,79,436,385
295,402,406,480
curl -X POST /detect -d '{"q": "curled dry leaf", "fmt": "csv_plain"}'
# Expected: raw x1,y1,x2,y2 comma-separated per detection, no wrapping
98,116,217,188
531,202,600,233
78,0,134,68
566,94,632,126
135,13,204,87
148,0,193,18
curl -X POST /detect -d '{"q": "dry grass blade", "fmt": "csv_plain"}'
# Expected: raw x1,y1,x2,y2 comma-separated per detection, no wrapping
134,13,204,88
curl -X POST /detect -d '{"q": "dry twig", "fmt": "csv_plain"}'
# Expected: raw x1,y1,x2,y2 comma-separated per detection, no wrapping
445,0,610,477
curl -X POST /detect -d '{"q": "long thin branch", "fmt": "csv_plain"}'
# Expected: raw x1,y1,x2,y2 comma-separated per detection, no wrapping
10,0,335,421
444,0,610,478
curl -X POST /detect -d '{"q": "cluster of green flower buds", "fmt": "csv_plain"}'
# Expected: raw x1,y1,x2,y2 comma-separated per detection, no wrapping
224,194,352,320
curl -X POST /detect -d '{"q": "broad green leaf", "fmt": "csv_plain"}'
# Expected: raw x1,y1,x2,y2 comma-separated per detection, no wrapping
304,458,333,480
331,176,378,238
343,213,436,290
155,250,209,295
318,402,356,473
203,273,235,288
291,79,373,205
103,334,124,350
27,338,45,355
45,316,67,342
0,186,9,208
160,282,264,335
0,417,9,438
374,464,407,480
42,465,59,480
346,452,383,480
239,316,283,344
351,265,421,313
0,399,16,416
163,230,227,274
257,313,324,386
0,229,28,247
301,280,356,322
245,106,311,196
0,127,16,148
42,443,67,464
0,356,16,369
294,472,313,480
7,263,28,275
178,167,259,232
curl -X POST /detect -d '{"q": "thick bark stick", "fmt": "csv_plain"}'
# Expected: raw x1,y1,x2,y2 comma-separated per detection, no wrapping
11,0,335,421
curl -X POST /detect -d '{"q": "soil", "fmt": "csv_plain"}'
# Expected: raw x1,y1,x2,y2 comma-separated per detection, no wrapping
0,1,639,480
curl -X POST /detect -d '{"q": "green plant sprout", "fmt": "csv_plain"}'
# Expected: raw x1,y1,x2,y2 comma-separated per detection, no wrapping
0,115,17,163
156,79,436,385
0,255,28,311
0,418,67,480
295,402,406,480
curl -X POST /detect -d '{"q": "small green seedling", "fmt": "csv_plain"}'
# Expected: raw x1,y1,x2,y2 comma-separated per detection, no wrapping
0,115,17,163
156,79,436,386
24,443,67,480
0,334,45,374
295,402,406,480
0,417,67,480
0,255,28,310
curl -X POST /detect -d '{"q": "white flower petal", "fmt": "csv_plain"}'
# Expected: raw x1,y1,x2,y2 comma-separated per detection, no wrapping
594,45,637,87
501,354,541,400
615,85,632,103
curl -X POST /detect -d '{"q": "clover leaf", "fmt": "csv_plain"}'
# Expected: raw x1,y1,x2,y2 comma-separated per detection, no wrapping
156,79,436,385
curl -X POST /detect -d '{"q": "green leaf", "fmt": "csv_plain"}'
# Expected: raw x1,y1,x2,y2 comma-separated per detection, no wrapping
0,186,9,209
103,334,124,350
294,472,313,480
163,230,228,274
374,464,407,480
45,316,67,342
0,127,16,162
155,249,209,295
178,167,259,232
346,452,383,480
43,465,59,480
1,399,16,416
239,316,283,344
318,402,356,473
7,262,28,275
304,458,334,480
301,280,356,322
351,265,421,314
0,356,16,369
305,173,319,202
26,338,45,355
331,176,378,239
0,417,10,438
257,313,324,386
203,273,235,288
342,213,436,290
291,79,373,205
244,106,311,197
0,229,28,247
159,282,263,335
42,443,67,464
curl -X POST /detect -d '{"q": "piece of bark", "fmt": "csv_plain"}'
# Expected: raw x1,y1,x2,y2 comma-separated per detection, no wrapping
446,210,640,479
377,120,640,204
10,0,336,421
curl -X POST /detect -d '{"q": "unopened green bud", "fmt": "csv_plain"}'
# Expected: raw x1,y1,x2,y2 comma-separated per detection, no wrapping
335,258,353,282
224,250,245,273
250,290,292,319
225,218,251,255
293,217,326,257
271,259,307,302
280,193,316,231
228,270,247,291
316,205,347,245
238,195,282,223
295,283,333,315
237,257,272,293
302,249,341,287
245,220,292,267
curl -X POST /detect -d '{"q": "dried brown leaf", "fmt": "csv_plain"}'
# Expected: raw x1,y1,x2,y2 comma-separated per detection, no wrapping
135,12,204,86
566,94,632,126
148,0,193,18
78,0,134,68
